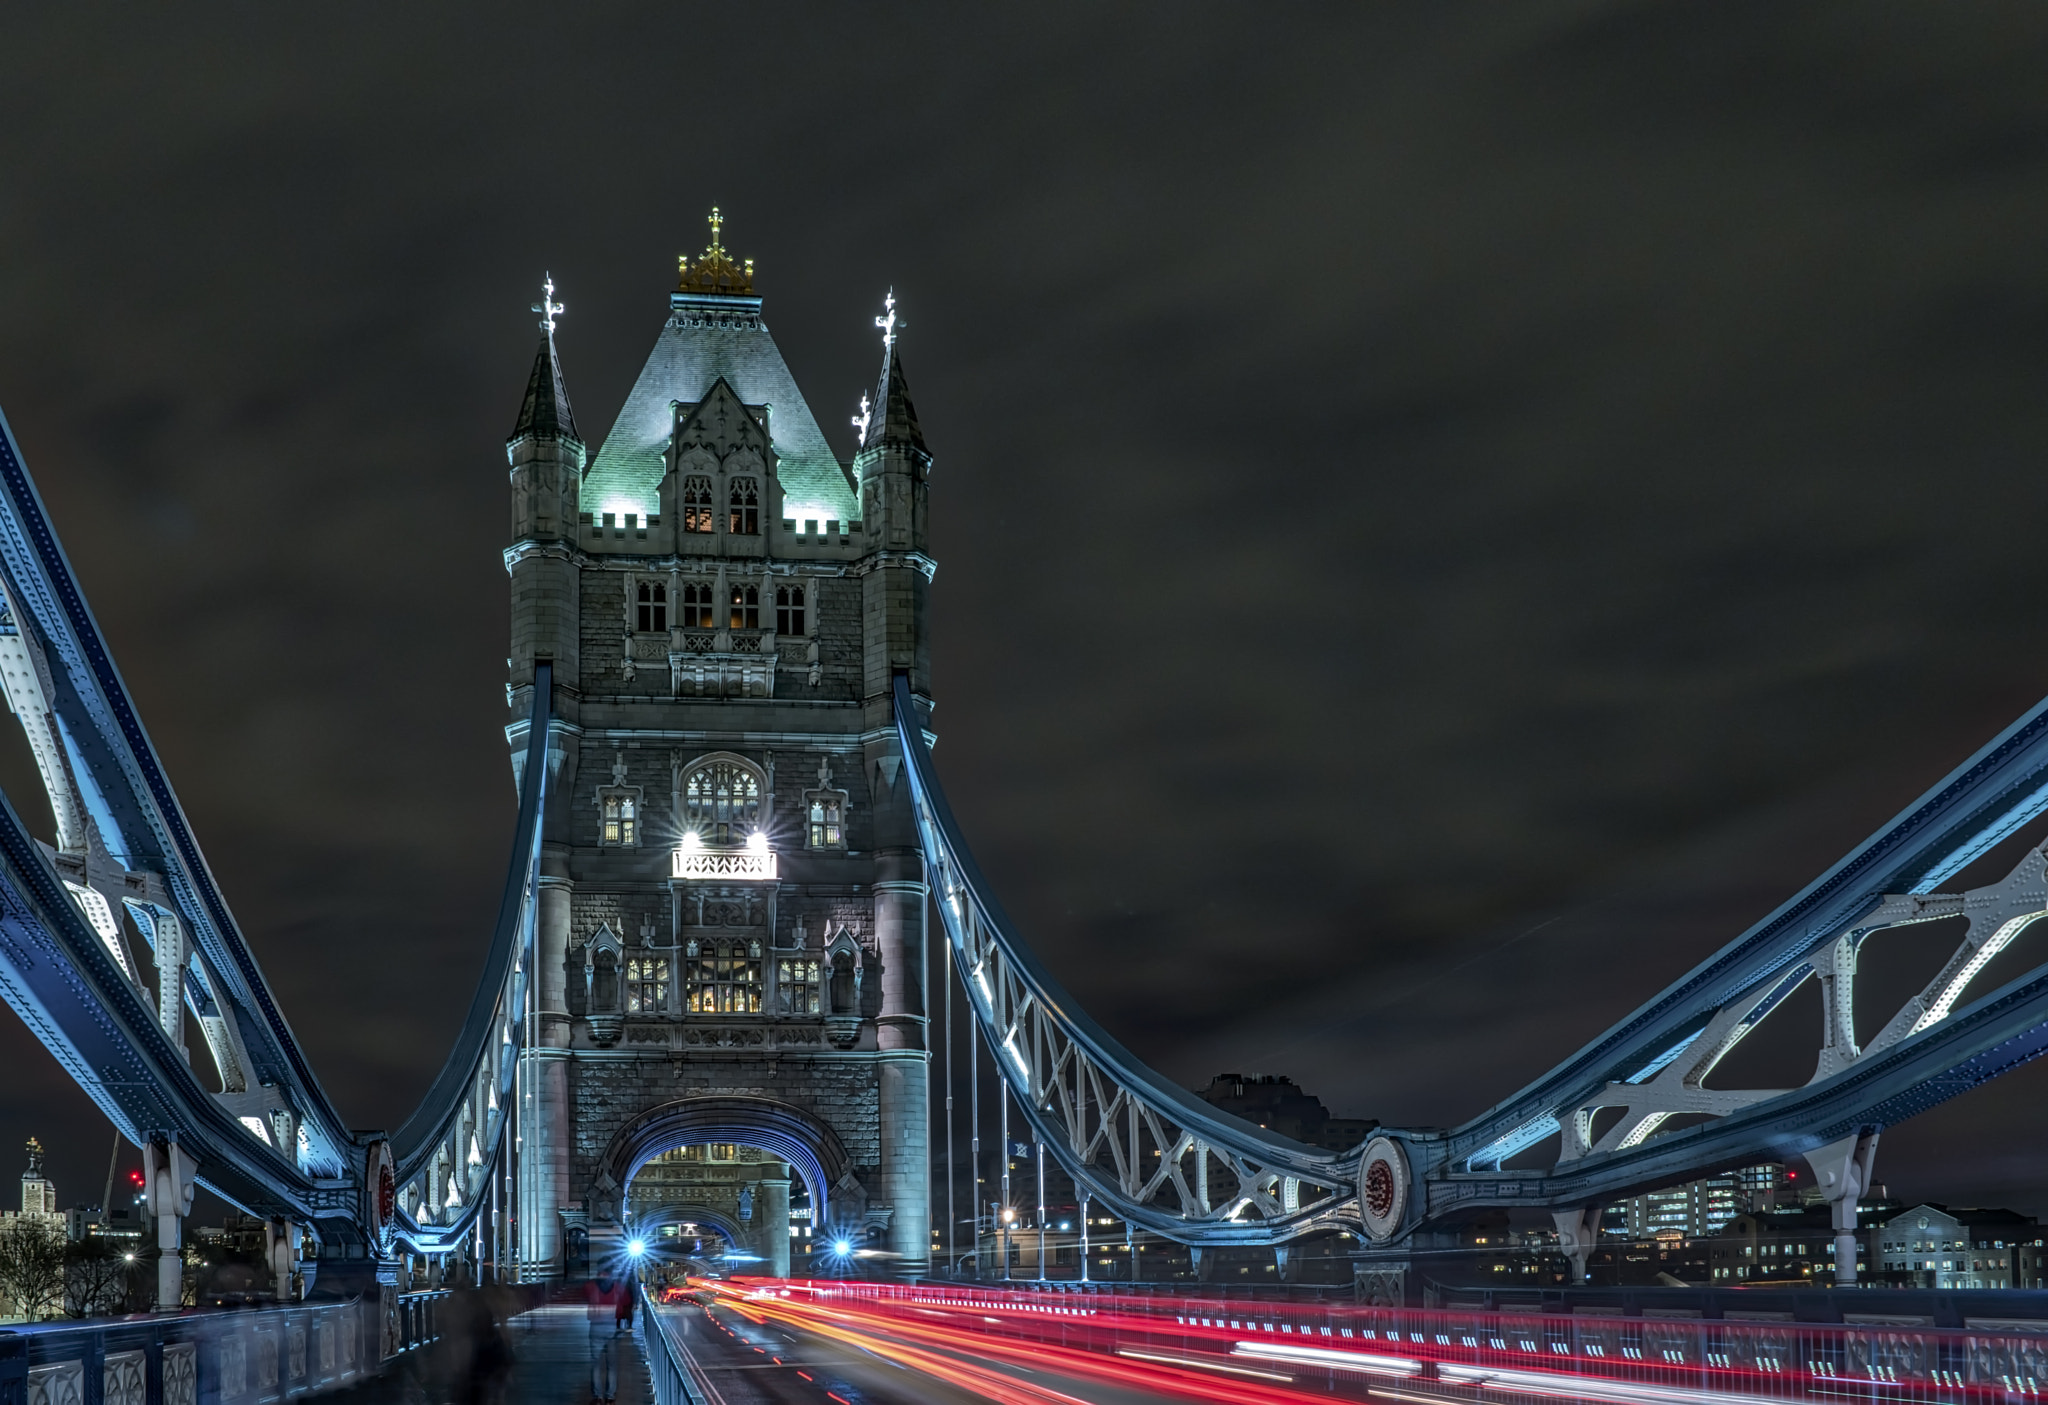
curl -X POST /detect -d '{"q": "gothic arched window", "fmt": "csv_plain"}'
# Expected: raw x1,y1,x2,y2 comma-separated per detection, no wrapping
775,583,805,636
635,580,667,633
601,793,637,846
729,583,760,630
626,957,669,1015
686,937,762,1013
728,478,759,535
778,957,821,1015
682,477,714,534
680,756,764,846
807,795,842,849
680,582,715,630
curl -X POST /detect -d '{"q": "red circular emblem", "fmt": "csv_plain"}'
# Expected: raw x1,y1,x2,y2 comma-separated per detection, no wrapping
1364,1159,1396,1220
377,1162,396,1224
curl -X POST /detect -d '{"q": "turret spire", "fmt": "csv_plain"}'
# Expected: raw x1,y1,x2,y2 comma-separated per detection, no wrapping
860,289,925,455
509,274,580,445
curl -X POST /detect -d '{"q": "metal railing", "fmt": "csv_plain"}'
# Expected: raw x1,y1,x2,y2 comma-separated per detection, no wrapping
803,1278,2048,1403
0,1296,377,1405
639,1298,706,1405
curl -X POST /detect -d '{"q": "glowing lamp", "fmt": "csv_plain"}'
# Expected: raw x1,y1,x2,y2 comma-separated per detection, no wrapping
832,1238,852,1256
680,832,703,852
628,1238,645,1257
746,830,768,854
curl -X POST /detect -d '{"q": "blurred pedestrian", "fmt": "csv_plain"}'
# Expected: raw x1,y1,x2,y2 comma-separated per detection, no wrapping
583,1271,634,1405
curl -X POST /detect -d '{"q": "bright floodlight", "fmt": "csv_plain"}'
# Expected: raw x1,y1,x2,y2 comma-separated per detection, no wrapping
680,831,703,852
746,829,768,854
628,1238,646,1257
832,1238,852,1256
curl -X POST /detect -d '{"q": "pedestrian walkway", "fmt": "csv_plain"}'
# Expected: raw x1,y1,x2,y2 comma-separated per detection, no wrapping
336,1302,653,1405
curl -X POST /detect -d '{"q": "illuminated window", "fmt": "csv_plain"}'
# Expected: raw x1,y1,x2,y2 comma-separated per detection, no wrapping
729,478,759,535
682,477,714,534
776,583,806,635
729,583,760,630
681,757,763,846
636,580,667,633
600,793,637,846
626,958,669,1015
779,958,821,1015
807,795,842,850
680,582,715,630
685,937,763,1013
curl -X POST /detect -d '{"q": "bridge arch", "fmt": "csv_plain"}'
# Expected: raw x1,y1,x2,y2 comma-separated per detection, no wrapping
596,1094,850,1227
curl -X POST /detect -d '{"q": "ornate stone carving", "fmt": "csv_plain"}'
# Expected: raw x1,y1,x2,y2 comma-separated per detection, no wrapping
682,1026,765,1048
28,1361,83,1405
219,1336,248,1401
162,1344,197,1405
102,1351,145,1405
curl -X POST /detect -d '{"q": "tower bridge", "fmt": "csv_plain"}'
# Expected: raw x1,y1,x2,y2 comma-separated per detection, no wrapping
3,215,2048,1316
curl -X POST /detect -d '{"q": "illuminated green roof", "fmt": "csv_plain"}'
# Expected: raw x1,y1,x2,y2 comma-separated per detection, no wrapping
582,293,857,525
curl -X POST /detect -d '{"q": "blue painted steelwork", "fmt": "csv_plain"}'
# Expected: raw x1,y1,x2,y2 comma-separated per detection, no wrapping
6,365,2048,1263
898,670,2048,1244
0,405,549,1259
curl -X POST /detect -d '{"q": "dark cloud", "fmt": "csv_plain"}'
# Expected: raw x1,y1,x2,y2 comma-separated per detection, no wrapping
2,1,2048,1219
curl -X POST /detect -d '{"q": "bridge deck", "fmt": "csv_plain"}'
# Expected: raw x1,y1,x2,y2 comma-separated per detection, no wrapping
340,1303,652,1405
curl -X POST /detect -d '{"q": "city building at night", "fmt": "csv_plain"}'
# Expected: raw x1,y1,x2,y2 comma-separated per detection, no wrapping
1871,1204,2047,1290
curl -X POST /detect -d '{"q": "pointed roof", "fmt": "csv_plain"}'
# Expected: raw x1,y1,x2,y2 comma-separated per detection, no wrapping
861,342,926,456
509,332,580,445
583,299,857,525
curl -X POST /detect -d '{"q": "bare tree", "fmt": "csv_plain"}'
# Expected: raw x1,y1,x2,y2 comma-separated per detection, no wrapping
62,1237,138,1319
0,1217,66,1322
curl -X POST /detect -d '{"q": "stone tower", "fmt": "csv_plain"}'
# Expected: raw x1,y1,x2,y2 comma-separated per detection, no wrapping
506,217,933,1278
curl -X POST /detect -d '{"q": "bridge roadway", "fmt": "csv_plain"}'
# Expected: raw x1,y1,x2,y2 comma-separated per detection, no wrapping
645,1295,1218,1405
332,1298,1214,1405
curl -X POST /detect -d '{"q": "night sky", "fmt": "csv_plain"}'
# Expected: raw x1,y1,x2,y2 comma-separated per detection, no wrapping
4,4,2048,1220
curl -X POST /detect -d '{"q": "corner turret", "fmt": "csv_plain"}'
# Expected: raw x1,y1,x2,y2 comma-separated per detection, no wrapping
855,292,933,707
506,275,584,545
505,274,583,699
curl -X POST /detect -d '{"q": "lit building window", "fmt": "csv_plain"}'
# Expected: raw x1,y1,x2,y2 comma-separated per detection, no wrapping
636,580,667,633
682,758,762,846
730,583,760,630
686,937,763,1013
626,958,669,1014
682,477,714,534
601,793,637,846
729,478,759,535
680,582,715,630
808,795,842,849
776,583,805,635
779,958,821,1015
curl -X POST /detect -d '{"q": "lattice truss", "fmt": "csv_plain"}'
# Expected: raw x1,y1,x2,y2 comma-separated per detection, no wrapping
909,789,1353,1242
392,917,533,1250
1469,839,2048,1172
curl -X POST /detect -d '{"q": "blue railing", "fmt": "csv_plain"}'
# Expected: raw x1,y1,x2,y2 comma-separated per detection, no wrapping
0,1297,378,1405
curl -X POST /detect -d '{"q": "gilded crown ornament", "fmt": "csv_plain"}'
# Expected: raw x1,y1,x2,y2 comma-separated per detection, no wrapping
677,206,756,295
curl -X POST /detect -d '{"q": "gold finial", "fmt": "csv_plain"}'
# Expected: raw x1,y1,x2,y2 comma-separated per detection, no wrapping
677,206,755,296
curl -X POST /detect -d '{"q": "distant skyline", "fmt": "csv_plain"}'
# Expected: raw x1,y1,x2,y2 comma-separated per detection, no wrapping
3,4,2048,1218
